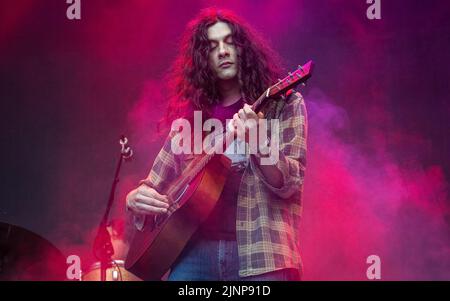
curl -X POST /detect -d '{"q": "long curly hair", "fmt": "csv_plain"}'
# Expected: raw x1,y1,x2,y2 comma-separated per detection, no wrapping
160,7,283,131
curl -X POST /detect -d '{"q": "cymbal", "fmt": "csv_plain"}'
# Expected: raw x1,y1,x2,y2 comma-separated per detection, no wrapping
0,222,66,281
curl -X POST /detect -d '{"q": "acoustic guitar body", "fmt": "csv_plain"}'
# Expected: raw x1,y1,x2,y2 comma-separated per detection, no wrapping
125,154,231,280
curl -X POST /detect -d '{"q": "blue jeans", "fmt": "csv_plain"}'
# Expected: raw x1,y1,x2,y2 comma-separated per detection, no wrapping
167,239,300,281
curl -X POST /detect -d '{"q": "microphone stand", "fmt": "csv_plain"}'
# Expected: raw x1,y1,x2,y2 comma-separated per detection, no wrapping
93,135,133,281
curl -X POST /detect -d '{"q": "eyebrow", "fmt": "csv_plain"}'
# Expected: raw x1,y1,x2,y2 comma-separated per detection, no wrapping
208,34,232,43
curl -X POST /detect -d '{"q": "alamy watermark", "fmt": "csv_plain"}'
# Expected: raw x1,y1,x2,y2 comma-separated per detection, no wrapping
66,254,81,280
65,1,381,22
170,111,280,165
66,0,81,20
366,255,381,280
366,0,381,20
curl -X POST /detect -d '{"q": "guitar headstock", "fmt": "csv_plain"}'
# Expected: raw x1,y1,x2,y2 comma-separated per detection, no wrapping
267,60,314,98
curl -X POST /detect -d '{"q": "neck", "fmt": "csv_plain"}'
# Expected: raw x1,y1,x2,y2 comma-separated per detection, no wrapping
218,77,241,106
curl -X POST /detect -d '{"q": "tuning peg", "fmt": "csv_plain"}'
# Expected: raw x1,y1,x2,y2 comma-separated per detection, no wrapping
298,65,304,72
301,82,307,87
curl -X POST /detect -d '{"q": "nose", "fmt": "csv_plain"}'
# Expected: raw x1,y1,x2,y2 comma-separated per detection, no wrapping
218,42,229,59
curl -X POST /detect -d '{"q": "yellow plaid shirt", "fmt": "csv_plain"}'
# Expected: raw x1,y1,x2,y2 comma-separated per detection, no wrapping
135,91,307,277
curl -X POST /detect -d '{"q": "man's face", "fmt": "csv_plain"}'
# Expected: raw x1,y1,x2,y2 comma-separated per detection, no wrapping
207,21,238,81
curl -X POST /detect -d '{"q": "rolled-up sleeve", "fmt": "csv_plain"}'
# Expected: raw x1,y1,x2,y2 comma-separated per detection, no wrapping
250,92,307,199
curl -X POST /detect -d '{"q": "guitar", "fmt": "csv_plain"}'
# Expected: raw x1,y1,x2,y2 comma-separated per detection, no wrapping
125,61,314,280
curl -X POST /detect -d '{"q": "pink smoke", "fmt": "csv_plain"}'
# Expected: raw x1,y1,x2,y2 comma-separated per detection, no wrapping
301,88,449,280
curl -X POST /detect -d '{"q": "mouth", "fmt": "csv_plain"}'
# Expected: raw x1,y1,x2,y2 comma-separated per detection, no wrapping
219,62,233,68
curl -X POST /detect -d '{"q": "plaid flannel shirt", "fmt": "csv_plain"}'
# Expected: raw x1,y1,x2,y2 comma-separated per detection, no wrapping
134,91,307,277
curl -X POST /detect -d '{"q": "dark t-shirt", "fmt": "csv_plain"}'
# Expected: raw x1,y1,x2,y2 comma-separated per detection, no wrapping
195,98,245,241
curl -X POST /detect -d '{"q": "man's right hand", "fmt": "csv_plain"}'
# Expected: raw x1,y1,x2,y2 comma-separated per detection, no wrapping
126,184,170,215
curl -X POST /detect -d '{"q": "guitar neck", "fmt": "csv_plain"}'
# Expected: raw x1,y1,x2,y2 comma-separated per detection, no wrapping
167,60,314,200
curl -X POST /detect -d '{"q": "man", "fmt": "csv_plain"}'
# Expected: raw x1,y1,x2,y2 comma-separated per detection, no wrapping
126,8,307,281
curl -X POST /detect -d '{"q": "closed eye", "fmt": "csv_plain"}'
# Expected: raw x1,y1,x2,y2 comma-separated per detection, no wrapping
225,36,234,45
208,34,234,50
